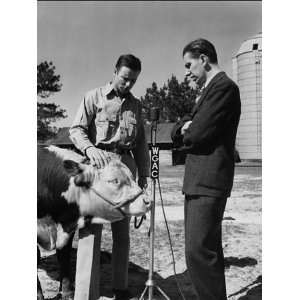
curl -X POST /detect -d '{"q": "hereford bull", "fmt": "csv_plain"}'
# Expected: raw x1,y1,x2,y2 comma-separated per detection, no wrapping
37,145,150,300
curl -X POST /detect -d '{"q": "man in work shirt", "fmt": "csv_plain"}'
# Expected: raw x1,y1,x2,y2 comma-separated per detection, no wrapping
69,54,150,300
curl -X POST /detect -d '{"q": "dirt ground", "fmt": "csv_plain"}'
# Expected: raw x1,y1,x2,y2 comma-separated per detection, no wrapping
38,151,261,300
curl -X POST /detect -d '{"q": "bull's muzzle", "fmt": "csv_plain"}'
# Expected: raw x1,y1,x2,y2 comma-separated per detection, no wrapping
143,197,151,207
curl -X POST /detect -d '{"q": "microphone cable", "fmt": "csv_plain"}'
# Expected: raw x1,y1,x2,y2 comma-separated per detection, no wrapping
157,178,187,300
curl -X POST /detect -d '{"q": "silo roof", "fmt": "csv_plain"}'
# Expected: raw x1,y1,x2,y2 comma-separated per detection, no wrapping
235,32,262,57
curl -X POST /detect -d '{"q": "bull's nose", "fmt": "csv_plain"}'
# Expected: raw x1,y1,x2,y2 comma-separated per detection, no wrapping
143,198,151,208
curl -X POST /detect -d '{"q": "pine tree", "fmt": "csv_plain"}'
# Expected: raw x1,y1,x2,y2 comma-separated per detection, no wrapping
37,61,67,141
141,75,198,122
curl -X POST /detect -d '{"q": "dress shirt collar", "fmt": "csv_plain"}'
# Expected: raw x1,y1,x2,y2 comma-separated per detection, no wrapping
204,70,222,88
194,71,224,105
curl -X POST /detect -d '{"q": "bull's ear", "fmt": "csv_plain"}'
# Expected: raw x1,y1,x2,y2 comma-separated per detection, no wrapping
63,160,82,176
74,173,91,187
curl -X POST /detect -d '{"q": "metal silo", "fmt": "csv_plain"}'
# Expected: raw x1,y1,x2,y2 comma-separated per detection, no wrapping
232,33,262,160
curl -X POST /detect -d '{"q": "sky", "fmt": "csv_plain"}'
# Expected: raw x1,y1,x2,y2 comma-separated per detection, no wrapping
38,1,262,127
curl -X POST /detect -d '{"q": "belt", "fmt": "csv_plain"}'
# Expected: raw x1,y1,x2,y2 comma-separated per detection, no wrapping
96,143,132,156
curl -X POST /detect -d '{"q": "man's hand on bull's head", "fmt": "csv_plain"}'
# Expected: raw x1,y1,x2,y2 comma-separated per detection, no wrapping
85,146,111,168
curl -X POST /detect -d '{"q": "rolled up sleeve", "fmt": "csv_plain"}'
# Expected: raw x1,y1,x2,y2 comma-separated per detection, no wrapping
69,92,96,154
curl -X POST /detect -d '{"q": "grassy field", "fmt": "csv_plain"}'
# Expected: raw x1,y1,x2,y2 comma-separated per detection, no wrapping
38,150,262,300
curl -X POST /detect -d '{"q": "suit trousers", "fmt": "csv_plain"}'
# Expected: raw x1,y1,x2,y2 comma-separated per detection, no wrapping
74,154,136,300
184,195,227,300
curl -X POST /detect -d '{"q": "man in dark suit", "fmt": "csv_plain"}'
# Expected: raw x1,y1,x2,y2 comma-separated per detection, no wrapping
171,38,241,300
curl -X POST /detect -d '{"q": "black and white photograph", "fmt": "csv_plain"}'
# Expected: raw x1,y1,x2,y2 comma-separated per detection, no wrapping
35,1,262,300
9,1,300,300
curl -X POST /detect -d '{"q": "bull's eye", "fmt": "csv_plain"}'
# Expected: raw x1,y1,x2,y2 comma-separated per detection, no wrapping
108,178,119,185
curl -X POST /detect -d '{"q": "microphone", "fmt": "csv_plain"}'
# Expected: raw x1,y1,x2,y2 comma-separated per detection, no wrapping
150,107,160,122
149,107,160,178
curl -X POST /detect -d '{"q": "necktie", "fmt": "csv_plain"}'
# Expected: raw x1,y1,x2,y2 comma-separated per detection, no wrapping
195,85,205,103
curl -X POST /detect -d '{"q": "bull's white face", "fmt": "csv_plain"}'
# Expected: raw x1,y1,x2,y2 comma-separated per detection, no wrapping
62,158,150,223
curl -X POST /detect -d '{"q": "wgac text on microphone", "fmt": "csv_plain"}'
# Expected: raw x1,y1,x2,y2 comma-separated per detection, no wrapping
151,146,159,179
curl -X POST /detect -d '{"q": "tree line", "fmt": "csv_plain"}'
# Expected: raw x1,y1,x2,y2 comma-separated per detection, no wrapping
37,61,200,141
140,76,199,123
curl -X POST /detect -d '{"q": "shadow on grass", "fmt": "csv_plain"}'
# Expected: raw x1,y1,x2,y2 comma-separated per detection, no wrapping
38,248,197,299
225,256,258,269
38,249,260,300
228,275,262,300
39,248,164,298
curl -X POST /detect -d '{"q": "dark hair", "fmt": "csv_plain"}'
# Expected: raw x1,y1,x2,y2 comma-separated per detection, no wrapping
183,38,218,64
115,54,141,72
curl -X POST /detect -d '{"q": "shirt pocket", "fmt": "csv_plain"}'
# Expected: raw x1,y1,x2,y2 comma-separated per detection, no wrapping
95,112,109,141
127,116,137,138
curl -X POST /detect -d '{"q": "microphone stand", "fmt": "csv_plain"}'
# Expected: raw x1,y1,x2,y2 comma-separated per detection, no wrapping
138,117,170,300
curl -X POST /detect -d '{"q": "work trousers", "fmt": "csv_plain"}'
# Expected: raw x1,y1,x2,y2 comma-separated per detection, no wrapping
74,219,130,300
74,154,136,300
184,195,227,300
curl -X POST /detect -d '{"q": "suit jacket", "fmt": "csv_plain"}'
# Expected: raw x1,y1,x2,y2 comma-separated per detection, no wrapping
171,72,241,197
